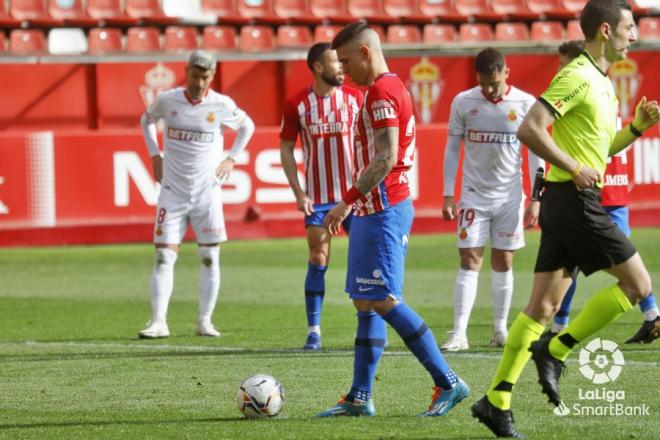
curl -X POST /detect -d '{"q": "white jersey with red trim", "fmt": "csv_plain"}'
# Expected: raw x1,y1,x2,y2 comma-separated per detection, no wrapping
353,73,416,216
448,85,536,202
144,87,247,198
280,85,363,204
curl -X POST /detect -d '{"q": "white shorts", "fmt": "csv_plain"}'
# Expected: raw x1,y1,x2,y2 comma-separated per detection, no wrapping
456,195,525,251
153,185,227,245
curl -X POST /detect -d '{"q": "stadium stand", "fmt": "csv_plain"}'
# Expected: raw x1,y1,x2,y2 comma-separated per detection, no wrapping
639,17,660,40
418,0,468,23
239,24,275,51
526,0,576,20
10,0,64,27
346,0,399,24
161,0,216,25
0,2,20,28
203,25,237,50
454,0,506,22
87,0,139,27
125,0,179,26
495,22,530,41
491,0,540,21
277,24,313,47
273,0,323,25
126,26,161,52
9,28,47,54
201,0,250,25
423,23,458,43
383,0,433,24
48,0,99,27
459,23,493,42
530,20,564,40
164,26,200,52
0,31,5,51
87,27,124,53
236,0,287,25
566,19,584,39
386,24,422,43
310,0,362,24
48,27,89,54
313,24,342,42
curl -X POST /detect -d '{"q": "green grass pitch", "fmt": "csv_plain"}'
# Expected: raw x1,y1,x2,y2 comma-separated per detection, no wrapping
0,230,658,439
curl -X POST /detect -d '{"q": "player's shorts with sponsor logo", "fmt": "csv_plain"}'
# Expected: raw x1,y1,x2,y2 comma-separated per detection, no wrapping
305,203,353,233
535,182,636,276
153,184,227,245
456,191,525,250
345,199,414,300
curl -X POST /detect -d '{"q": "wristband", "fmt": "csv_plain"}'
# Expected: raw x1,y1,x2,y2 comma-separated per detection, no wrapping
629,122,643,137
570,161,583,178
342,187,363,205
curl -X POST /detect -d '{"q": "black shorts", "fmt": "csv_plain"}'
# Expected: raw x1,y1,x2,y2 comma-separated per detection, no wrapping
534,181,636,276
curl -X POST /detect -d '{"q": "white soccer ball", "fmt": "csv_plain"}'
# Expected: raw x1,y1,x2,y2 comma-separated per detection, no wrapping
236,374,285,418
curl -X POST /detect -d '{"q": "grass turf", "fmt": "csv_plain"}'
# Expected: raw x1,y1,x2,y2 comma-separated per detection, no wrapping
0,230,658,439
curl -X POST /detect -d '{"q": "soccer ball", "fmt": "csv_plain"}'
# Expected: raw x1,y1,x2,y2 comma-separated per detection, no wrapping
236,374,285,418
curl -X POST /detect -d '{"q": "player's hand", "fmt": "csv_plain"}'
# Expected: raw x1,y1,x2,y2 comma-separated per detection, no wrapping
633,96,660,132
216,157,235,181
295,193,314,216
324,201,351,235
573,164,601,190
524,200,540,228
151,154,163,183
442,196,456,220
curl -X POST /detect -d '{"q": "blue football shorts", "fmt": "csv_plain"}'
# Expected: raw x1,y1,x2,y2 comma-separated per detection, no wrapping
305,203,352,233
604,205,630,237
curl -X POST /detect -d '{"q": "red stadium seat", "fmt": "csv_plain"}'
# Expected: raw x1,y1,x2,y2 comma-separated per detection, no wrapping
0,32,6,51
530,20,564,40
526,0,575,19
126,26,161,52
277,25,313,47
314,24,342,42
49,0,98,27
309,0,354,24
566,19,583,39
495,22,529,41
203,25,237,50
423,24,458,43
274,0,322,24
87,0,139,26
88,27,124,53
9,29,47,54
0,3,20,28
561,0,586,13
386,24,422,43
237,0,286,25
418,0,468,23
383,0,433,24
459,23,493,41
126,0,179,25
164,26,200,52
201,0,248,25
639,17,660,41
490,0,540,21
454,0,505,22
239,25,275,51
10,0,64,27
346,0,399,24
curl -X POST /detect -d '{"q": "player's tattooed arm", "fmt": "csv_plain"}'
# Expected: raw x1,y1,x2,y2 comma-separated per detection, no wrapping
354,126,399,194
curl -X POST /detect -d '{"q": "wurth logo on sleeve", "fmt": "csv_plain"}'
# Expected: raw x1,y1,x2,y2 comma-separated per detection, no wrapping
370,99,397,121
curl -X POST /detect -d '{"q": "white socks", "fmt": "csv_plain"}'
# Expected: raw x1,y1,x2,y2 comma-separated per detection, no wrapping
308,325,321,335
491,269,514,333
150,248,178,323
644,307,659,321
198,246,221,323
452,268,479,337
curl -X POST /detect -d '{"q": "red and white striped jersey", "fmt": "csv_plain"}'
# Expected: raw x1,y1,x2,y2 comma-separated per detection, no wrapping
353,73,415,216
280,85,363,204
601,149,630,207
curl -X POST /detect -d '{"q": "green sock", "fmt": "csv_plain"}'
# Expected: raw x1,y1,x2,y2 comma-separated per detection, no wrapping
487,312,544,410
549,284,633,361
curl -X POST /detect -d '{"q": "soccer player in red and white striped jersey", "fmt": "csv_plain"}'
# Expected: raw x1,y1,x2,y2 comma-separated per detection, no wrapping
280,42,363,350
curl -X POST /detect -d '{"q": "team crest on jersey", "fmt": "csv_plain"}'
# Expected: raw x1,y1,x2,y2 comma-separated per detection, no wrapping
156,226,163,236
207,112,215,123
459,228,468,240
507,109,517,122
469,108,479,117
170,111,177,117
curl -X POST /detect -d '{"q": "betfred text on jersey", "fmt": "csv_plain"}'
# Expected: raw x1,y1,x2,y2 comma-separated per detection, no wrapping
467,130,517,144
167,128,214,143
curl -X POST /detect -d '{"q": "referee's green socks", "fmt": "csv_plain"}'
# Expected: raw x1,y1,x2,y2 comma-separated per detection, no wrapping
487,313,544,410
549,284,632,361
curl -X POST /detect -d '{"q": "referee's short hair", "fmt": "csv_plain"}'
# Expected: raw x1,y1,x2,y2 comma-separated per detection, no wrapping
307,43,331,71
331,21,371,50
580,0,632,41
558,40,585,60
475,48,505,75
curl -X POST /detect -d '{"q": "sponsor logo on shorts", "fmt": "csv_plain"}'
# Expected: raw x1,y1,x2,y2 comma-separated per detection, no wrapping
356,277,385,286
497,231,522,240
466,130,517,144
166,127,214,143
156,226,163,236
358,286,375,292
202,227,224,234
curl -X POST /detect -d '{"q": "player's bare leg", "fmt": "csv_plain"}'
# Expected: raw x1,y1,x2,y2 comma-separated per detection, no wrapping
196,242,221,336
139,243,179,339
303,226,330,349
490,249,515,347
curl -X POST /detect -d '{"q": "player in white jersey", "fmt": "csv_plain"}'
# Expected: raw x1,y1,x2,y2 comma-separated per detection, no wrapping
138,51,255,339
441,48,544,351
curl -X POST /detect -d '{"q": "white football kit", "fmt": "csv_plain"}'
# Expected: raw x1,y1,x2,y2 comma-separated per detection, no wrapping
444,86,543,250
141,87,252,244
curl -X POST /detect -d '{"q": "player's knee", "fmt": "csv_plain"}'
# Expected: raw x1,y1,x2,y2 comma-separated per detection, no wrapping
198,246,220,268
308,250,328,266
154,248,177,271
459,254,482,271
622,272,652,303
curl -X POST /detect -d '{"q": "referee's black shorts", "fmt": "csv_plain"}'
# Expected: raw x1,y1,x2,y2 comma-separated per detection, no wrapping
534,181,636,276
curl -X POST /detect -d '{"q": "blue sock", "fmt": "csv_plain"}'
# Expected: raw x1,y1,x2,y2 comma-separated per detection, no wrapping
304,263,327,328
347,311,386,402
554,278,577,327
383,302,457,390
639,293,657,314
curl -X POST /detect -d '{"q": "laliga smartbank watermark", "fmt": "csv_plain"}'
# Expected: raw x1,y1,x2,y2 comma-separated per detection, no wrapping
553,338,651,417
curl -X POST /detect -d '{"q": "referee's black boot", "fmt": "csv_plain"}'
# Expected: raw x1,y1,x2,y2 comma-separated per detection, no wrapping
529,336,566,407
471,396,525,438
625,316,660,344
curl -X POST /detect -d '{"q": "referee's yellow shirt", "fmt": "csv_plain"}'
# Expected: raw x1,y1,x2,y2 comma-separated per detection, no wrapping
539,51,619,186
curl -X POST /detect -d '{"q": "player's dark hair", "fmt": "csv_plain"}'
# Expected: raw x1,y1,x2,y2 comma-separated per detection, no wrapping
306,42,332,71
558,40,586,60
580,0,632,41
331,21,371,50
474,48,505,75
